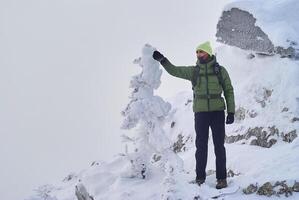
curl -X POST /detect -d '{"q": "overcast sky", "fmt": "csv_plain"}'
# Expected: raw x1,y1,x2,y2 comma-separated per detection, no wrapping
0,0,231,199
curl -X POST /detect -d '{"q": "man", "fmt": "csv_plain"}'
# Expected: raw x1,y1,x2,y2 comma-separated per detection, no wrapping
152,41,235,189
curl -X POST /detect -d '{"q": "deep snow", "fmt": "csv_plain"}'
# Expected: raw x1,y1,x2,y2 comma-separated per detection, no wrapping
26,0,299,199
26,43,299,200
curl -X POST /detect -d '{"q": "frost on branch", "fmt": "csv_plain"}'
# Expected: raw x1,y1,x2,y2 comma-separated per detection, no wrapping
120,44,183,197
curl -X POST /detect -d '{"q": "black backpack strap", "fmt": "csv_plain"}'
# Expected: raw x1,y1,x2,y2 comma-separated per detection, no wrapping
213,62,224,90
192,65,200,90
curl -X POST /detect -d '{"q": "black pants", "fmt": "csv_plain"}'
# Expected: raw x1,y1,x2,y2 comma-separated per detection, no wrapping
194,110,227,180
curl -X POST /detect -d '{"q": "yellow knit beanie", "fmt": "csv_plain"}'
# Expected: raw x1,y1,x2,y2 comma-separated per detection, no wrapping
196,41,213,56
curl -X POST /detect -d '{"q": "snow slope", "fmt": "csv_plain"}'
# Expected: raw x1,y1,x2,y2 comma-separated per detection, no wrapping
27,0,299,199
26,44,299,200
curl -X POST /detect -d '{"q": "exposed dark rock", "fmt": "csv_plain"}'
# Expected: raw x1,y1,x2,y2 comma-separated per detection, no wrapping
225,134,244,144
282,130,297,143
225,126,296,148
247,127,277,148
257,182,275,196
269,126,280,136
63,173,77,182
291,117,299,123
248,110,258,118
275,46,296,58
235,107,246,121
216,7,299,59
185,99,192,106
227,169,241,177
243,183,258,194
194,195,201,200
75,183,94,200
274,181,293,197
287,39,298,46
256,52,274,57
171,121,176,128
244,180,299,197
250,138,277,148
258,100,266,108
173,134,191,153
91,161,100,166
151,154,162,162
128,158,147,179
216,8,275,54
263,88,273,100
246,127,263,139
140,164,146,179
247,53,255,59
282,107,289,112
293,181,299,192
173,134,184,153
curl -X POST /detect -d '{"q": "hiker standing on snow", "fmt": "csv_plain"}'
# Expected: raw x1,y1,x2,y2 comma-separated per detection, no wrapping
152,41,235,189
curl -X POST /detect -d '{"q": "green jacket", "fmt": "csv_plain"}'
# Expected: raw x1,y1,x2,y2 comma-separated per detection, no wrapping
160,56,235,113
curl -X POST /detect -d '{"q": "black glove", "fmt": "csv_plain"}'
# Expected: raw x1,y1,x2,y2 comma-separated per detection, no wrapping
226,113,234,124
153,50,165,62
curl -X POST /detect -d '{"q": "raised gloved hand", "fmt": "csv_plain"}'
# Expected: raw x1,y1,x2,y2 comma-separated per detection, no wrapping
153,50,165,62
226,113,235,124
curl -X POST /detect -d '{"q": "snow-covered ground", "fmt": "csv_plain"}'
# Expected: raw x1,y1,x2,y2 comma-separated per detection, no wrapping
26,0,299,199
26,43,299,200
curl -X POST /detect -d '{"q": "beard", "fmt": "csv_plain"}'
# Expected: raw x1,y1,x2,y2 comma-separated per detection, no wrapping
198,56,209,63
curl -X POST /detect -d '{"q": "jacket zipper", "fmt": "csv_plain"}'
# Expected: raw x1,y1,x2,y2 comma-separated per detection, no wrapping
205,63,210,111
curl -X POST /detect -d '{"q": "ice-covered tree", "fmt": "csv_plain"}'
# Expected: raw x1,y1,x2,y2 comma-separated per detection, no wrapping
121,44,183,199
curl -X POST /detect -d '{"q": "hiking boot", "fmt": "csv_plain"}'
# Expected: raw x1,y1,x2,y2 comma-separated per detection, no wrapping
216,179,228,189
195,178,205,186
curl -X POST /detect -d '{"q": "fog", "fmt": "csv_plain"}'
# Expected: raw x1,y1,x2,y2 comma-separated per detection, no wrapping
0,0,231,199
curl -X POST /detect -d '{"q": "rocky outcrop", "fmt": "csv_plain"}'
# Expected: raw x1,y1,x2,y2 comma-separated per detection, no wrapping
63,173,78,182
243,180,299,197
225,126,297,148
243,183,258,194
173,134,192,153
216,7,299,59
75,182,94,200
216,8,274,54
292,117,299,123
282,130,298,143
234,107,258,123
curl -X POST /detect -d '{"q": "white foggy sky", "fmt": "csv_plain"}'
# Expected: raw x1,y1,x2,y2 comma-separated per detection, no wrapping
0,0,231,199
